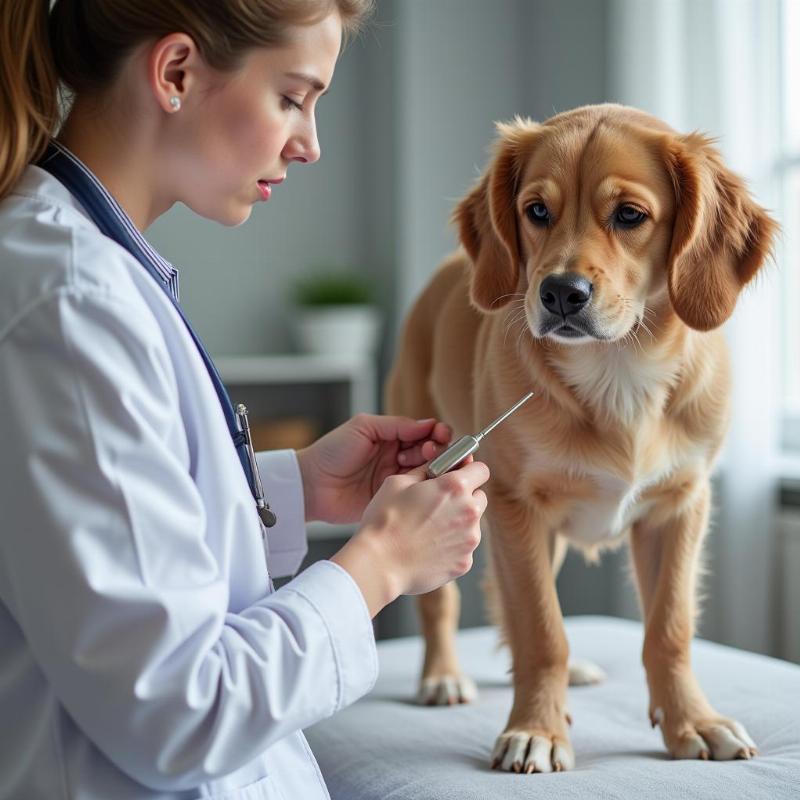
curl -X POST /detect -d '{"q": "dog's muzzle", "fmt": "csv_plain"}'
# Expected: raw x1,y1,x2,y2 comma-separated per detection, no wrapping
538,272,602,339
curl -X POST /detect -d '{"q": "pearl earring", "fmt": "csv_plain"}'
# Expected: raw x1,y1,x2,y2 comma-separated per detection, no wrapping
169,96,182,112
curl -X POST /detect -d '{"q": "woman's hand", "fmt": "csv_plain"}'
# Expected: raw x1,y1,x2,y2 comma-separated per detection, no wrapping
296,413,453,524
331,460,490,616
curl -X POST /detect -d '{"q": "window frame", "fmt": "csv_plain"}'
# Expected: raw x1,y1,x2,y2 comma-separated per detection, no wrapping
778,0,800,453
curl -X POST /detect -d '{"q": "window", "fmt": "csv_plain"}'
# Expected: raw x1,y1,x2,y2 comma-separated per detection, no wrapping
780,0,800,450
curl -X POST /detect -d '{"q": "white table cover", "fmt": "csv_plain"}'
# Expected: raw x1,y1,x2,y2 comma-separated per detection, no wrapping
307,615,800,799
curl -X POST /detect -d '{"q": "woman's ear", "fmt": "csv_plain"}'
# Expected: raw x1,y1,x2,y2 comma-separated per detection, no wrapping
452,119,540,312
663,132,779,331
148,33,198,114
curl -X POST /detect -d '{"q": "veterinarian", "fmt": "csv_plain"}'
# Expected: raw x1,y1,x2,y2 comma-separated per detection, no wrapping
0,2,490,798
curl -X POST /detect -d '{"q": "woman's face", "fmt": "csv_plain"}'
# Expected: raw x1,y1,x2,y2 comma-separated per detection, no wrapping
171,12,342,226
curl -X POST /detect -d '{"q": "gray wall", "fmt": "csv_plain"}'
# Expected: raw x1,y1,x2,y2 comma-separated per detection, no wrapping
146,21,371,355
147,0,633,636
145,0,610,362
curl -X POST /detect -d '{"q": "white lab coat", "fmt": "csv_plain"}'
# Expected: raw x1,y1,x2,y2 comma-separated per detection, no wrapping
0,166,378,799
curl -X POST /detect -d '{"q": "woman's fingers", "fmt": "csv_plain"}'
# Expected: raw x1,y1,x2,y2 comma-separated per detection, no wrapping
429,420,452,444
449,459,490,488
361,414,453,446
398,439,447,467
395,456,488,485
397,442,481,471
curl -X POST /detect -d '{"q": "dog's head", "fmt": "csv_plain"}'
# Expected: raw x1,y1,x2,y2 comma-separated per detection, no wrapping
454,104,778,342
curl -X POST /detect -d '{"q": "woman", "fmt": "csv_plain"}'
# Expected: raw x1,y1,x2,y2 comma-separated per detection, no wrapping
0,2,490,798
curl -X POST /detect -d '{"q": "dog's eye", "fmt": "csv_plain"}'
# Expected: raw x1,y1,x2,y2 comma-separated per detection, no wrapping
615,205,648,228
526,202,550,226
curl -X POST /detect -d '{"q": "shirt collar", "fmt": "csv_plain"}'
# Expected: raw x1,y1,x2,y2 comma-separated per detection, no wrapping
49,141,180,301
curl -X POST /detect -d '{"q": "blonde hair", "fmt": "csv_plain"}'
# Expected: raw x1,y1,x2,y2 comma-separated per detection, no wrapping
0,0,373,200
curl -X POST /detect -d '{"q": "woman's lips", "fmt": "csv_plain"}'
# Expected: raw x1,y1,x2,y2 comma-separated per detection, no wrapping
257,180,272,201
257,176,285,201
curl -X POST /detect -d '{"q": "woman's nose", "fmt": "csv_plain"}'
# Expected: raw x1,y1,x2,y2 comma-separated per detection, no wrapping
283,123,321,165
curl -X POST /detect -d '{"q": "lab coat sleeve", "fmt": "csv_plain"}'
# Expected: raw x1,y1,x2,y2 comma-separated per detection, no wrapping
0,279,378,791
255,449,308,577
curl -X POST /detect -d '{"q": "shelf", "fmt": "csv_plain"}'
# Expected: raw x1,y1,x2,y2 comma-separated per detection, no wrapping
308,521,357,542
216,353,372,385
214,355,374,546
216,353,378,420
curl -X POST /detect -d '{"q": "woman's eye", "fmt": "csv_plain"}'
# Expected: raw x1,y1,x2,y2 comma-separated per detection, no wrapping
615,204,648,228
282,96,304,112
526,202,550,226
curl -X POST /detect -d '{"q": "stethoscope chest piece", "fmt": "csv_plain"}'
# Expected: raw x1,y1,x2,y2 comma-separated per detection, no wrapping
258,505,277,528
236,404,278,528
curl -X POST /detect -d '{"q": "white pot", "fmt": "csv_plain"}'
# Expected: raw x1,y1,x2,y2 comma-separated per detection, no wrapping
294,305,382,357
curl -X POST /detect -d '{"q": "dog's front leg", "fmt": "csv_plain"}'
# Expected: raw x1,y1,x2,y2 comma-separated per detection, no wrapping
488,493,573,773
631,480,758,760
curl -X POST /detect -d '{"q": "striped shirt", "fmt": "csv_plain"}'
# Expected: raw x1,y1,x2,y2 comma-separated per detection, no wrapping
48,140,180,301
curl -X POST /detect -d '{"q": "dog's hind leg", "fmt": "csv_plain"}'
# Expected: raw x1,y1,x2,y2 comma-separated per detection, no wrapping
568,658,606,686
551,534,608,687
416,581,477,704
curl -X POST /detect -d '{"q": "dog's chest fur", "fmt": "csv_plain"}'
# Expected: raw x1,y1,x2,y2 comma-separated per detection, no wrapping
523,344,703,547
523,433,686,548
553,344,678,427
563,470,661,547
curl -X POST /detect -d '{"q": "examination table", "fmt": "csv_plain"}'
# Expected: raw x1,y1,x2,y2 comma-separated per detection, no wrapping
307,615,800,799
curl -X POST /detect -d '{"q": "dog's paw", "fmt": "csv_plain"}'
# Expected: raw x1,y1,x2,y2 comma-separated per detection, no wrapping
651,708,758,761
568,658,606,686
417,674,477,705
490,730,575,773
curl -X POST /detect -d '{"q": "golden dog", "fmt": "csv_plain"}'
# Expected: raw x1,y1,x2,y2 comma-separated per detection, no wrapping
385,104,778,773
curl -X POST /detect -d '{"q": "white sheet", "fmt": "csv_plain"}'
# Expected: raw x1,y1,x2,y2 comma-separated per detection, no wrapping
306,615,800,799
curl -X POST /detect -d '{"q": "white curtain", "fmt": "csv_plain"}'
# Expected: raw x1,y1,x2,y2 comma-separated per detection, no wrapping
607,0,782,654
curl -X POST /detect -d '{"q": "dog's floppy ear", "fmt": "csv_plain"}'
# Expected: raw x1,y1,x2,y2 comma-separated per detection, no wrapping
453,119,540,312
663,132,779,331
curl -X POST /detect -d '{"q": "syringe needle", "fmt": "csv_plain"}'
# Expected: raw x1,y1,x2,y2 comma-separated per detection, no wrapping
475,391,535,441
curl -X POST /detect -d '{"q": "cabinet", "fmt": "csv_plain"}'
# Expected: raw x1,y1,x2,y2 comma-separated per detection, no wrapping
776,507,800,663
217,353,377,542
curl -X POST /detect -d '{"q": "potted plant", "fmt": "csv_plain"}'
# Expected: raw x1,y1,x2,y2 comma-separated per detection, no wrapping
291,270,382,357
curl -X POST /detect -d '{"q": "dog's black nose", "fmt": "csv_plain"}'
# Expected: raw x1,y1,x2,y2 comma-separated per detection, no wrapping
540,273,593,316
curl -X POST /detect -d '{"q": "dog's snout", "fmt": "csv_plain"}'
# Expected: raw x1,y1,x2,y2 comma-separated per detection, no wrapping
540,273,593,317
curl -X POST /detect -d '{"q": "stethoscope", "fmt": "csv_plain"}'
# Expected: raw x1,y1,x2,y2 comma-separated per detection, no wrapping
38,142,277,529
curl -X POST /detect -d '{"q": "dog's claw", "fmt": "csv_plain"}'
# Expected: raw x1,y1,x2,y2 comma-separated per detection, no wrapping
650,707,664,729
417,674,477,706
491,732,574,773
659,713,758,762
